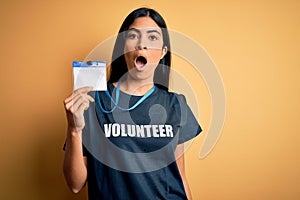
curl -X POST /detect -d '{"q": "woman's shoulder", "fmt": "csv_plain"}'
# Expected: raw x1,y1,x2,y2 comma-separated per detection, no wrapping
155,86,187,105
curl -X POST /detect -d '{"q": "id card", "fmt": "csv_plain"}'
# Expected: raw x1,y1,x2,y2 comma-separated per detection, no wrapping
73,61,107,91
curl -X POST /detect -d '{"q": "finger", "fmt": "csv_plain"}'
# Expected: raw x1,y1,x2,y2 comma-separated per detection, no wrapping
66,94,88,112
87,94,94,102
77,101,90,112
68,94,94,112
73,98,90,113
64,86,93,104
83,102,90,110
64,93,80,110
67,92,94,108
65,92,86,110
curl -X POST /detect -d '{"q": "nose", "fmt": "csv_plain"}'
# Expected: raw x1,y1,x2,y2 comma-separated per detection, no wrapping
135,36,148,50
136,45,147,50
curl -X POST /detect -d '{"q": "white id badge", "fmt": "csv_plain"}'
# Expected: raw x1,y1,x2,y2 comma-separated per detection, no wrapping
73,61,107,91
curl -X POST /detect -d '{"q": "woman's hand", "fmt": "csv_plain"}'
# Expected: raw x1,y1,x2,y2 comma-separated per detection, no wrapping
63,87,92,193
64,87,94,134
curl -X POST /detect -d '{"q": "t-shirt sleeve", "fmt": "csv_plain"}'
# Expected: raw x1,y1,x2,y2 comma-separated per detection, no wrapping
176,94,202,144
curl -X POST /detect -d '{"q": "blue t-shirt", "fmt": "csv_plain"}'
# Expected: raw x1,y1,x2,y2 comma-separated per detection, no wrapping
82,83,202,200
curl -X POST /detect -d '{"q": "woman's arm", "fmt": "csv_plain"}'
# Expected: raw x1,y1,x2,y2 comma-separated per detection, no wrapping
63,87,93,193
63,130,88,193
175,143,193,200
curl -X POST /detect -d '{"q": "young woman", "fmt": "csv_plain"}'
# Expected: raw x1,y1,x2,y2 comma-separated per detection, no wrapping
63,7,202,200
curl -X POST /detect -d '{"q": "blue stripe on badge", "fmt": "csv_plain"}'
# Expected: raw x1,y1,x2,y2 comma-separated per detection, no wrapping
72,61,106,67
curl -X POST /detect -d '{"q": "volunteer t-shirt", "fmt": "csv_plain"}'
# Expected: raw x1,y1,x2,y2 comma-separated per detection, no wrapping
82,83,202,200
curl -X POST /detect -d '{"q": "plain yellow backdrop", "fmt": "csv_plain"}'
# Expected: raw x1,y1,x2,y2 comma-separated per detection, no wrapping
0,0,299,199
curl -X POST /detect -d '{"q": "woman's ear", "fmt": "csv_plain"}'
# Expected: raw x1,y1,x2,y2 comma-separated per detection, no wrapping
160,46,168,59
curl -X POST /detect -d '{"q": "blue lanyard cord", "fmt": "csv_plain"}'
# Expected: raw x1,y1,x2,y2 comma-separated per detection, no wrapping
96,82,156,113
95,90,118,114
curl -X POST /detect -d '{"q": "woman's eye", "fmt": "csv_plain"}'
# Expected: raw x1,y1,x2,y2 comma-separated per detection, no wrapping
127,33,138,39
149,35,158,41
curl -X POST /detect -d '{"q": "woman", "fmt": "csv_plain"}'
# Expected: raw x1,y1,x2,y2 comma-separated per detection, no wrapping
63,7,202,200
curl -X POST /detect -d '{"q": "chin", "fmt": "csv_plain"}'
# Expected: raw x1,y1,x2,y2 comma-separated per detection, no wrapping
127,71,153,82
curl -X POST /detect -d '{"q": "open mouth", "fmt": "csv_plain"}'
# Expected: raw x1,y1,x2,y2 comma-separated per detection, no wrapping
135,56,147,69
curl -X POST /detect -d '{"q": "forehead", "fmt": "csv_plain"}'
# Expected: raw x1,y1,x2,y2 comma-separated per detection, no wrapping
129,17,161,31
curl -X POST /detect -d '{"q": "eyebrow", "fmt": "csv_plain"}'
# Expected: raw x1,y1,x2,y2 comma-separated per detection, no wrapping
128,28,161,35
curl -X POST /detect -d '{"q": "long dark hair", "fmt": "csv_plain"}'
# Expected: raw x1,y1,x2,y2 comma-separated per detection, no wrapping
108,7,171,91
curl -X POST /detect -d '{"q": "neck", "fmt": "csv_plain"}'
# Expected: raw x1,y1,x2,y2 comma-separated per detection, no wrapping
118,78,154,96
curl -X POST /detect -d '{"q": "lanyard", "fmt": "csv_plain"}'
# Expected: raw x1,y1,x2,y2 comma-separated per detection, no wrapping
95,82,156,113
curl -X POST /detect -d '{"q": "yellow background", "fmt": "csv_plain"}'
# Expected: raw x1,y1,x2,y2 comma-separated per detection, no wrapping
1,0,299,199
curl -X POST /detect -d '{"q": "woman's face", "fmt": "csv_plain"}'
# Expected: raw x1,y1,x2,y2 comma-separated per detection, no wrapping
124,17,167,82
